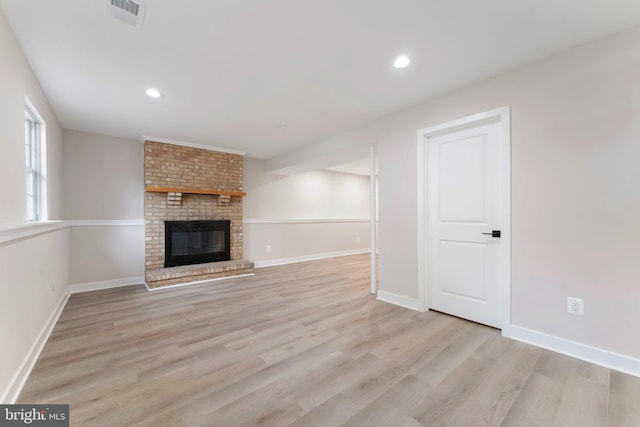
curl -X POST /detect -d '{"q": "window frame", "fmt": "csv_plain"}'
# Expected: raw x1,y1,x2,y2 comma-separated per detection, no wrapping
25,98,47,222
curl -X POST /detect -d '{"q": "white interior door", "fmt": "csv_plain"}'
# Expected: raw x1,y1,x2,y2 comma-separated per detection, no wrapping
427,120,507,328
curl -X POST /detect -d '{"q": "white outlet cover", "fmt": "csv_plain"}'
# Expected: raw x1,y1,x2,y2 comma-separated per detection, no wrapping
567,297,584,315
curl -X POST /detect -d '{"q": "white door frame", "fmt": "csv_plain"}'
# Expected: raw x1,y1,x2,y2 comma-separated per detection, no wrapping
370,144,377,295
416,106,511,337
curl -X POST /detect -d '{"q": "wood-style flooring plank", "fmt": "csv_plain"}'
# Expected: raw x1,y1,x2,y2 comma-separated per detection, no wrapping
16,254,640,426
409,334,513,426
607,370,640,427
552,373,609,427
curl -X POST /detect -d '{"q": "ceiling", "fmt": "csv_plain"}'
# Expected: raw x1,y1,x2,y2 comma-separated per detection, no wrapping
1,1,639,160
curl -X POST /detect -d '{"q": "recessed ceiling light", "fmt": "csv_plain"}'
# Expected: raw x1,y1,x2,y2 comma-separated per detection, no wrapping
146,88,162,98
393,55,411,69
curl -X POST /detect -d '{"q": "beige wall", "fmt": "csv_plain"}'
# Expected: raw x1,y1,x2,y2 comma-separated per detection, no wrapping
0,228,70,402
63,130,143,220
244,157,370,220
264,27,640,361
0,10,69,402
377,27,640,359
243,157,371,264
68,225,144,285
62,130,144,285
244,221,370,265
0,12,63,225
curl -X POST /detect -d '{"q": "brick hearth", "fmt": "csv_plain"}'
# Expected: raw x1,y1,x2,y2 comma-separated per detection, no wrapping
145,259,254,288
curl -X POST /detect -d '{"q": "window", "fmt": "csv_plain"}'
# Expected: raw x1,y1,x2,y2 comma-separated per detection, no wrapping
25,102,46,221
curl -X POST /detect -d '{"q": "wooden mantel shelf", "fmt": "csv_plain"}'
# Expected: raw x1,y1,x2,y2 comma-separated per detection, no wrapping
146,186,246,197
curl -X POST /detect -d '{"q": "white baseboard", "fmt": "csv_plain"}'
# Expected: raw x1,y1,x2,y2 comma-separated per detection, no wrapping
253,248,370,268
1,290,70,404
68,276,145,294
376,290,423,312
511,325,640,378
243,218,370,224
144,273,255,291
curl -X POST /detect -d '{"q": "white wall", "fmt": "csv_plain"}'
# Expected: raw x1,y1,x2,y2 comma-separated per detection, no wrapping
264,27,640,365
377,27,640,362
63,130,143,220
68,224,144,285
244,157,371,265
0,10,69,402
0,227,70,403
62,130,144,285
0,14,63,225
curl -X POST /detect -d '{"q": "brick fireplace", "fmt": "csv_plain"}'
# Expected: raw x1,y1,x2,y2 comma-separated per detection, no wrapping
144,140,253,288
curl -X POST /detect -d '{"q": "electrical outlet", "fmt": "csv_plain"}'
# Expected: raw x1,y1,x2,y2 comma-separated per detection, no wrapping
567,297,584,316
266,245,271,253
356,236,360,243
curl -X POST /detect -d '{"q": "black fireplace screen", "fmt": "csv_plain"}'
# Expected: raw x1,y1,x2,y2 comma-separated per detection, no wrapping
164,220,230,267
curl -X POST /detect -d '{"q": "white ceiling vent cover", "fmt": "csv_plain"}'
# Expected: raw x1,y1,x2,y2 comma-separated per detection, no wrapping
107,0,146,30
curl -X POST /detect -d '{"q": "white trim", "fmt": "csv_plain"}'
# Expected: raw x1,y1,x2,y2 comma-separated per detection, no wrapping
417,108,508,136
141,135,246,156
69,276,145,293
68,220,145,227
416,129,427,312
1,289,70,404
144,273,255,291
370,144,377,295
511,325,640,378
417,106,511,333
376,291,422,312
0,221,68,245
243,218,371,224
25,95,48,222
0,220,145,245
254,248,370,268
499,107,512,335
24,96,45,127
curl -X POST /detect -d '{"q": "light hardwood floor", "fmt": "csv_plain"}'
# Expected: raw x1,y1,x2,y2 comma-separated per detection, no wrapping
19,254,640,426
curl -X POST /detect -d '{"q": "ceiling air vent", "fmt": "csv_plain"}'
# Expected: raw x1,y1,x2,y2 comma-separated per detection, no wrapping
107,0,146,30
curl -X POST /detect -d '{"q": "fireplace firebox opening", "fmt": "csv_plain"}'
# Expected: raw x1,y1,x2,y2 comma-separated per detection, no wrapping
164,220,231,268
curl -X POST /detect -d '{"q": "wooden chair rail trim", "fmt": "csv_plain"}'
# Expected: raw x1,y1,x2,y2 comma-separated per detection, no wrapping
145,186,247,197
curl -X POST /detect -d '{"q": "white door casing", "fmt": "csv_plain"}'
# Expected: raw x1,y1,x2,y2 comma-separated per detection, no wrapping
417,107,511,335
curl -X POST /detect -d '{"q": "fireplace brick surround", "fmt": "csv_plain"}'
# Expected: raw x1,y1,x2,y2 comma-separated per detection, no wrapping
144,140,253,288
